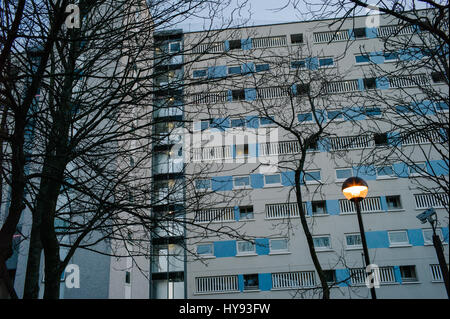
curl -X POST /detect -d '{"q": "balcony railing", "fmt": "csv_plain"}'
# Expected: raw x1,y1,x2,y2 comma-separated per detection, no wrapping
192,42,225,54
195,207,235,223
414,193,449,209
256,86,290,99
252,35,287,48
388,74,429,88
323,80,359,94
329,135,373,151
350,266,395,285
377,25,416,38
430,264,444,282
272,271,316,289
339,197,382,214
401,130,443,145
259,140,300,156
265,202,307,219
195,275,239,293
313,30,349,43
191,91,228,105
192,145,233,161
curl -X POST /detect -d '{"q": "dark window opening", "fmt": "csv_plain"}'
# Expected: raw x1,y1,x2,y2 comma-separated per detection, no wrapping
431,72,446,83
239,206,254,220
290,33,303,44
243,274,259,290
125,271,131,284
232,89,245,101
363,78,377,89
296,83,310,96
229,40,241,50
353,28,366,38
400,266,418,282
323,270,336,285
374,133,388,146
312,201,327,215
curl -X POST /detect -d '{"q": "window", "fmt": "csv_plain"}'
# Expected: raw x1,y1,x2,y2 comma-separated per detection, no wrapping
305,170,321,183
327,110,345,121
235,144,249,157
197,243,214,256
364,107,381,117
239,206,254,220
311,201,327,215
295,83,310,96
313,236,331,251
307,139,319,152
264,174,281,186
269,238,288,253
400,266,418,282
363,77,377,89
125,271,131,284
233,175,250,188
290,33,303,44
353,28,366,38
336,168,353,181
228,66,241,75
243,274,259,290
298,112,313,123
431,72,446,83
384,52,399,61
323,270,336,285
169,42,181,53
255,64,270,72
386,195,402,210
374,133,388,146
388,230,410,247
229,39,241,50
355,54,370,63
231,118,246,128
422,228,444,245
195,179,211,190
200,119,211,131
409,162,426,176
319,58,334,68
376,166,394,178
231,89,245,101
345,233,362,249
237,241,255,255
259,116,274,126
193,69,207,78
291,60,306,69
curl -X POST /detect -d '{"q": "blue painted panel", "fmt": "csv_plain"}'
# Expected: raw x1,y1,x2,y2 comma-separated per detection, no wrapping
241,38,252,50
227,90,233,102
428,160,449,176
442,227,449,243
343,107,365,121
357,78,365,91
408,229,425,246
224,40,230,51
335,269,351,287
353,165,377,180
255,238,270,255
387,131,402,146
242,62,255,74
365,231,389,249
208,65,227,78
238,274,244,291
245,88,257,101
305,57,319,70
211,117,230,131
250,174,264,189
380,196,388,212
305,201,313,216
369,51,384,64
348,29,355,40
376,76,390,89
393,266,402,284
326,200,340,215
211,176,233,191
258,273,272,291
248,143,258,158
214,240,237,258
234,206,240,221
318,138,329,152
392,162,409,178
281,171,295,186
366,27,378,38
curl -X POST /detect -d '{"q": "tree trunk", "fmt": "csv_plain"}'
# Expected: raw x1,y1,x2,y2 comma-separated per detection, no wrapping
23,220,43,299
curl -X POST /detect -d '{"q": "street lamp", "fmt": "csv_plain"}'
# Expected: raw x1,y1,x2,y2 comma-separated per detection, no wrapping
342,176,377,299
416,208,450,299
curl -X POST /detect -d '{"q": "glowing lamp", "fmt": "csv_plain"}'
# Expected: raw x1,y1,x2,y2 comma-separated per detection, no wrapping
341,177,368,201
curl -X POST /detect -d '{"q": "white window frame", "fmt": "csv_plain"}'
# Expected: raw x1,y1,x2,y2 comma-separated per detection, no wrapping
264,173,282,187
305,170,321,184
335,168,353,182
385,195,403,211
196,243,215,258
345,233,363,250
168,41,181,53
388,230,411,247
233,175,251,189
327,109,346,122
355,54,371,65
311,201,328,216
259,116,275,127
312,235,332,251
408,162,426,177
422,228,445,246
237,241,256,256
269,238,289,254
195,178,211,191
318,57,335,68
375,165,396,180
193,68,207,79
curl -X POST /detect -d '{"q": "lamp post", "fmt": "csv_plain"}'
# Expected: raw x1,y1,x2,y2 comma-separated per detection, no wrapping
342,176,377,299
416,208,450,299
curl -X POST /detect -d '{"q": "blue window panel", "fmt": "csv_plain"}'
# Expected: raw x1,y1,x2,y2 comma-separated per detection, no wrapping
228,66,241,75
336,168,352,180
238,275,244,292
259,116,274,125
355,55,370,63
201,120,210,130
255,64,270,72
245,88,257,101
305,171,321,182
393,266,402,284
318,138,330,152
197,244,213,255
265,174,281,185
416,100,435,115
384,52,399,61
250,174,264,189
395,104,411,113
408,229,425,246
366,27,378,38
380,196,388,211
207,65,227,78
392,162,409,178
326,200,340,215
343,107,365,121
234,176,250,187
353,165,377,180
241,38,252,50
234,206,240,221
305,57,319,70
369,52,384,64
364,107,381,116
376,77,390,89
387,131,402,146
428,160,449,176
246,116,260,128
214,240,237,258
298,112,312,122
169,42,181,52
357,78,365,91
281,171,295,186
224,40,230,51
305,201,313,216
255,238,270,255
210,118,230,131
242,62,255,74
335,269,351,287
258,273,272,291
348,29,355,40
365,231,389,249
211,176,233,191
435,102,449,111
442,227,449,243
376,166,393,176
231,118,246,127
319,58,334,67
291,60,306,69
195,179,211,189
327,110,344,121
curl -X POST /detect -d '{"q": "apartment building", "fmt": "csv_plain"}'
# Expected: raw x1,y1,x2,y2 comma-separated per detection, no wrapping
150,12,449,299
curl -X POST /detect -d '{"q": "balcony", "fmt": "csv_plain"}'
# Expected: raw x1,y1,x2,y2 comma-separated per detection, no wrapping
339,197,382,214
272,271,316,289
265,202,307,219
194,207,235,223
414,193,449,209
195,275,239,294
